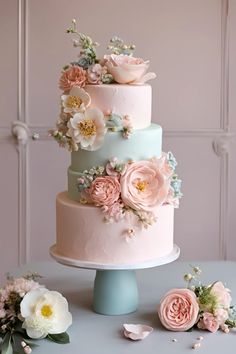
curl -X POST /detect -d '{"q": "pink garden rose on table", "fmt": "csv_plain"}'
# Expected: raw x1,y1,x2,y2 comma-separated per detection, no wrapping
104,54,156,84
120,160,170,212
89,176,121,206
158,289,199,331
59,65,87,92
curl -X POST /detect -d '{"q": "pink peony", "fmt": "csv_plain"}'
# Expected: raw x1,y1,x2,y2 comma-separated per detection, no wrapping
104,54,154,84
120,160,170,212
197,312,219,333
59,65,87,92
211,281,232,309
89,176,121,206
158,288,199,331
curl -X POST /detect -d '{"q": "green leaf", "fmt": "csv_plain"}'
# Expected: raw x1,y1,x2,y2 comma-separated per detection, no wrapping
47,332,70,344
1,333,13,354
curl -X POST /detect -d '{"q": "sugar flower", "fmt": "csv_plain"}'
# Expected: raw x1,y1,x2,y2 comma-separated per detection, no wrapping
104,54,156,84
61,86,91,114
197,312,220,333
87,63,107,84
20,288,72,339
67,107,106,151
102,200,124,222
158,265,236,334
89,176,121,206
210,281,232,310
120,160,170,212
123,324,153,341
59,65,87,92
158,288,199,331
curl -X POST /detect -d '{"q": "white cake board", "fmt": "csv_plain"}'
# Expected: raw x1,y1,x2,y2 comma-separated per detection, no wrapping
49,244,180,271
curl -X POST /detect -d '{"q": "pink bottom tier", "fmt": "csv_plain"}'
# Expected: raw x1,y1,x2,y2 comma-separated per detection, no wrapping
56,192,174,265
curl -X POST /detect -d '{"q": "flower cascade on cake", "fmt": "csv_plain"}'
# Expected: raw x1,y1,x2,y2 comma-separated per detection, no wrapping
0,273,72,354
50,20,182,237
49,19,156,152
158,266,236,334
77,152,182,234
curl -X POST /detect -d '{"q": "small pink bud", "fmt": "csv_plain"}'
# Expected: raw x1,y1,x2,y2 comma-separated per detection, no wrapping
104,109,112,116
24,346,32,354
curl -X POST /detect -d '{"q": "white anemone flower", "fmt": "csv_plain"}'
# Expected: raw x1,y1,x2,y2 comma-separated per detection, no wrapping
61,86,91,114
67,107,106,151
20,288,72,339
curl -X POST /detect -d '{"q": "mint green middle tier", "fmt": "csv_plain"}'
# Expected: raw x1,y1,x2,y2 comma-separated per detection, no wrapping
68,123,162,201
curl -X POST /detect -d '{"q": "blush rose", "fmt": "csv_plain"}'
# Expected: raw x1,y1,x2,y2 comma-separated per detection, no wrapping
158,289,199,331
120,160,169,212
89,176,121,206
104,54,149,84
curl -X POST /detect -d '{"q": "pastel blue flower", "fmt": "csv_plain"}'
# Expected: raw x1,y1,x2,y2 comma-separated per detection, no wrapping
171,176,183,198
167,151,177,170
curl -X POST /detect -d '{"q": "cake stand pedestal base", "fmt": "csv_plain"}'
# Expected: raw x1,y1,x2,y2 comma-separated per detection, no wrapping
93,270,138,315
50,244,180,315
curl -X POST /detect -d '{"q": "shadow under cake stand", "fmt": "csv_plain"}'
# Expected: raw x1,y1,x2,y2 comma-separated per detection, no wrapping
49,244,180,315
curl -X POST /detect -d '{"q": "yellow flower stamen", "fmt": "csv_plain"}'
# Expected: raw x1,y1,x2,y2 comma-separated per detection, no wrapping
136,180,148,192
78,119,97,137
67,95,82,109
41,305,53,318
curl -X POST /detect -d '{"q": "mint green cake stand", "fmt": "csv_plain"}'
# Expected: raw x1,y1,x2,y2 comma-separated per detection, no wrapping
50,244,180,315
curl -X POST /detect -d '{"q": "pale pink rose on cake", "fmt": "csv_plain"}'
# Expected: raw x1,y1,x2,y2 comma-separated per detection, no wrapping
104,54,156,84
59,65,87,92
120,160,169,212
158,288,199,331
211,281,232,309
89,176,121,206
197,312,219,333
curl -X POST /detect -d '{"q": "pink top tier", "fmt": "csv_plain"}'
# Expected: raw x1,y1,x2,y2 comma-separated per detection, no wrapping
85,84,152,129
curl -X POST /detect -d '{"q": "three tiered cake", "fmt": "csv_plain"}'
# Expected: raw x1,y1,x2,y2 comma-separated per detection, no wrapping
51,21,182,266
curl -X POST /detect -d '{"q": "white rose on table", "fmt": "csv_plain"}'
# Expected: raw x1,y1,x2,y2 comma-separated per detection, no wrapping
20,288,72,339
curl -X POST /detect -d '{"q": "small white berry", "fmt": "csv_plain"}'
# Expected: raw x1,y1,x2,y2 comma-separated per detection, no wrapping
192,342,201,349
172,338,178,342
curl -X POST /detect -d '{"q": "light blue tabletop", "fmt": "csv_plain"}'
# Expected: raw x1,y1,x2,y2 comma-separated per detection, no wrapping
10,261,236,353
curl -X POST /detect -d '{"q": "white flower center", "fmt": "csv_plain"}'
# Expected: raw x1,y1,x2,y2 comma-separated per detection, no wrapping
78,119,97,137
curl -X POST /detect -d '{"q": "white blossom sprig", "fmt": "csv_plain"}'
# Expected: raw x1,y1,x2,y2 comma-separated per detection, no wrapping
107,36,135,56
66,19,99,68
